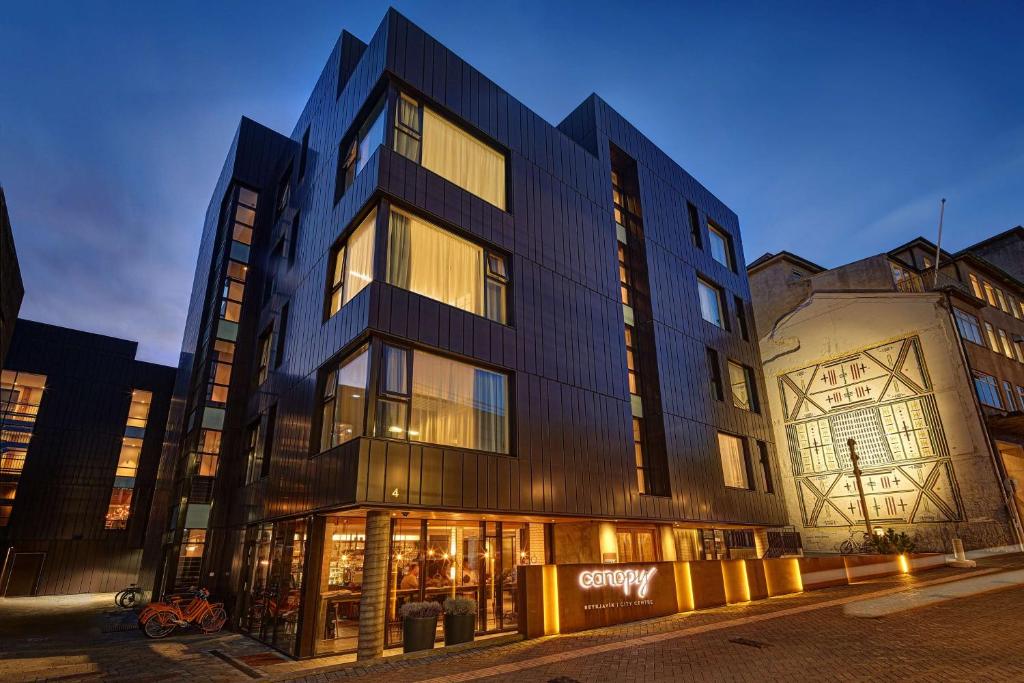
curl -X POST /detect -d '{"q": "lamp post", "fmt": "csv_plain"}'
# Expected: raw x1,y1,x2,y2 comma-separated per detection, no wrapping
848,439,874,540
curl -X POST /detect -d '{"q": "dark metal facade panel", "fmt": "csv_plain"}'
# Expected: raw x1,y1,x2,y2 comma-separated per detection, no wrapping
1,320,175,594
177,8,789,547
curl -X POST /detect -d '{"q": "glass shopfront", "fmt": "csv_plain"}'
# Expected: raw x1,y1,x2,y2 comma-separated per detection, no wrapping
315,517,367,655
385,518,543,648
238,518,308,657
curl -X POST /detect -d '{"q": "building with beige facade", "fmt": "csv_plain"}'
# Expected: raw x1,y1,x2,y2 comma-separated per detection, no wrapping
748,227,1024,554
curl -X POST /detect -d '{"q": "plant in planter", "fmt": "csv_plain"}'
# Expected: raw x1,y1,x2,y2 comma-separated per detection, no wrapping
442,596,477,646
399,601,442,653
870,528,917,555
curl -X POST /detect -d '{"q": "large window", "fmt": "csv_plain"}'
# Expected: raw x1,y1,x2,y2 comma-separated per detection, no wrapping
106,389,152,529
386,208,508,324
0,371,46,527
375,345,509,454
718,432,751,489
698,278,724,328
319,345,370,452
953,308,984,346
728,361,758,412
327,209,376,317
974,372,1002,409
339,96,386,196
393,94,506,210
1002,381,1017,411
707,222,733,270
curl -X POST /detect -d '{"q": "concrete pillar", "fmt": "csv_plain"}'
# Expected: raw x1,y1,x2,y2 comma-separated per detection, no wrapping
659,525,677,561
598,522,618,562
356,510,390,660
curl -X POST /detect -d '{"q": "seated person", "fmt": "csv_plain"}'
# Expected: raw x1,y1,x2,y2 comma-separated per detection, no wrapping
400,563,420,590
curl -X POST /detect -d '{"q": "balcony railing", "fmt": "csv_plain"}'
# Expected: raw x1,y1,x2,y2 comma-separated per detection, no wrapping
893,271,971,296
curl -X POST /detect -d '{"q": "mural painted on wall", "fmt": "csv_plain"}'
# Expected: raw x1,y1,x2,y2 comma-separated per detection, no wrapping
779,336,964,528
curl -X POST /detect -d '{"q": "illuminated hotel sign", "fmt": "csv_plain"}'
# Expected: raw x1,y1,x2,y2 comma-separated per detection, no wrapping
557,562,677,632
577,566,657,598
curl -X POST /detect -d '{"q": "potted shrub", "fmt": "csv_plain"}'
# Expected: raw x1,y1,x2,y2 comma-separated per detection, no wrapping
399,601,442,653
443,596,477,646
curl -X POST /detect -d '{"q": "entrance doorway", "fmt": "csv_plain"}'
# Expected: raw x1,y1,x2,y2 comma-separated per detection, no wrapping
3,552,45,596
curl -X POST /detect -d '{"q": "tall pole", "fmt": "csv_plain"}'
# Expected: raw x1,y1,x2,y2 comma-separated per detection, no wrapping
848,439,874,540
933,198,946,288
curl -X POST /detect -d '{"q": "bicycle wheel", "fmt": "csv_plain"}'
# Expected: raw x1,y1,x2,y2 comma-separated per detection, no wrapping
118,590,138,609
199,607,228,633
839,540,855,555
141,610,178,639
114,590,127,607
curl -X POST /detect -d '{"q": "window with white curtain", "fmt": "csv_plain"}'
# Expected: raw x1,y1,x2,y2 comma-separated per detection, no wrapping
327,210,376,317
718,432,750,489
386,208,507,323
375,345,509,454
393,95,506,210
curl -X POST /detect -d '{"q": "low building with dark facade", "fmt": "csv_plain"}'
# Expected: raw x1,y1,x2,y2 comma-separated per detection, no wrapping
0,320,174,596
0,188,25,367
156,10,789,659
749,230,1024,555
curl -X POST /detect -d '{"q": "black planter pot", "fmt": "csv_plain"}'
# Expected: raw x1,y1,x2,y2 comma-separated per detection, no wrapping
443,613,476,646
402,615,438,653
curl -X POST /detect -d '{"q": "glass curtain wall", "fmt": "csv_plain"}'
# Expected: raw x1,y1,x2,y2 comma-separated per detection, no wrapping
0,371,46,527
384,518,533,648
238,519,309,657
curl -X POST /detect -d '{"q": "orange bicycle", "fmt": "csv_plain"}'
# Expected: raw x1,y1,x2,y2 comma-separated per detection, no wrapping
138,588,227,639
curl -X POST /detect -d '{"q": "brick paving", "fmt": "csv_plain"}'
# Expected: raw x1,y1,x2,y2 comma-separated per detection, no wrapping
1,554,1023,682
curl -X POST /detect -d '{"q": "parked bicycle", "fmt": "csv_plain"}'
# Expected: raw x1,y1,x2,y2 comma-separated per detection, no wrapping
137,588,227,639
837,530,875,555
114,583,143,609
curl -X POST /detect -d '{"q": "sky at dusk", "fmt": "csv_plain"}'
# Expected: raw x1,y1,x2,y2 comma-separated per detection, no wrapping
2,1,1022,365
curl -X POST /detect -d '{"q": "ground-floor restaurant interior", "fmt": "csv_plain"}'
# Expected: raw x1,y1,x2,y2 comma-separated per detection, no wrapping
232,508,778,659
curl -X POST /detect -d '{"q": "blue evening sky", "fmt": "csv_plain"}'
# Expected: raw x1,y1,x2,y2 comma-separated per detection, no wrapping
2,1,1022,365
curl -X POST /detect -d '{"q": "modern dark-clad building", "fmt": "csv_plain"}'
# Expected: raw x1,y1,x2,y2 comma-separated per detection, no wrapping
0,320,174,596
0,188,24,366
156,9,788,659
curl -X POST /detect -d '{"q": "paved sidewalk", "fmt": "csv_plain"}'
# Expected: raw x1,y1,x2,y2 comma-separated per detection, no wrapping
2,553,1023,682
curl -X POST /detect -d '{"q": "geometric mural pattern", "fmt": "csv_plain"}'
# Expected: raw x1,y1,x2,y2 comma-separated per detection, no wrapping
779,336,964,527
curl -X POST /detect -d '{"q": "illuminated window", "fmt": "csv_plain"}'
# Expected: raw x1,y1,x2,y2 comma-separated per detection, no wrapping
327,210,376,317
393,95,506,209
995,288,1009,313
105,389,152,529
707,222,733,270
968,273,983,299
376,345,509,454
1017,386,1024,411
983,281,997,307
728,361,758,412
698,278,724,328
718,432,751,489
1009,295,1022,320
0,371,46,527
318,345,369,452
974,372,1002,409
984,322,1000,352
386,208,507,323
338,96,386,198
953,308,984,346
633,417,648,494
998,328,1015,359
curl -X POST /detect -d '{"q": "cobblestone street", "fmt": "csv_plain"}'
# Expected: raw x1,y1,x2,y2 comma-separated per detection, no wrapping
2,554,1023,682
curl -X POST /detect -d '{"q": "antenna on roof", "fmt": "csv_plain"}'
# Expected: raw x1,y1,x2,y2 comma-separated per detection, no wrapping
934,198,946,288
